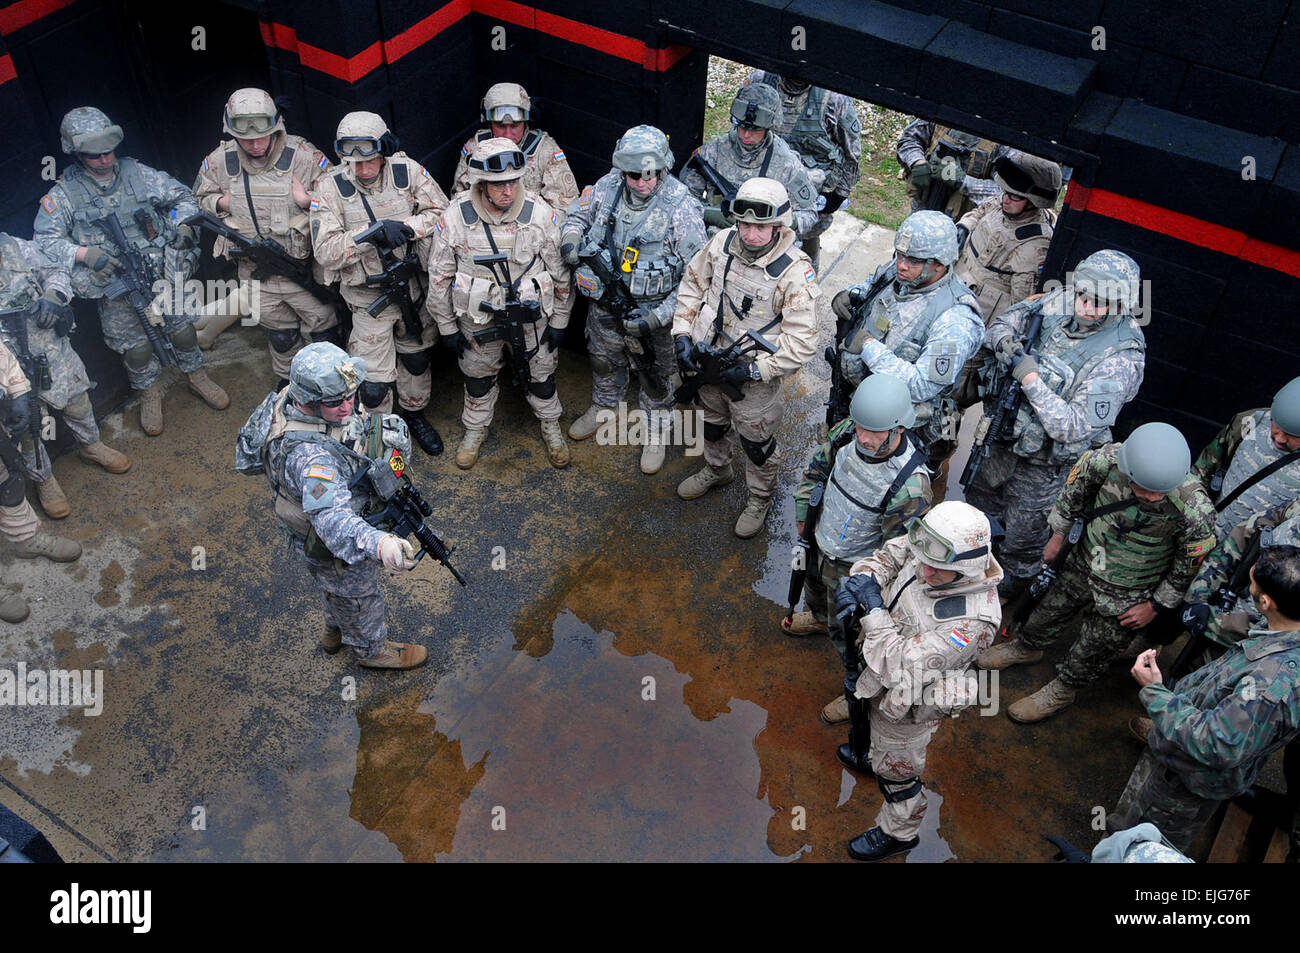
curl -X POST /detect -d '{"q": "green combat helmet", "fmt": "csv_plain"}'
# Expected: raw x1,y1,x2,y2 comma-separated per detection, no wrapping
1117,422,1191,493
850,373,916,430
60,106,123,156
612,124,674,177
1073,249,1141,315
730,83,781,131
288,342,367,406
1270,376,1300,436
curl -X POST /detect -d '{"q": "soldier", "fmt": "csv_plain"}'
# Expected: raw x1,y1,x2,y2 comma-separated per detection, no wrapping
896,121,1009,220
679,84,818,240
451,83,579,213
952,150,1062,324
833,501,1002,861
1191,375,1300,540
560,125,706,474
785,374,931,725
34,107,228,436
427,137,573,470
977,423,1218,723
831,210,983,503
744,71,862,267
671,177,819,538
310,111,448,455
235,342,428,669
0,336,82,623
194,88,337,386
0,233,130,520
1110,544,1300,854
964,250,1146,598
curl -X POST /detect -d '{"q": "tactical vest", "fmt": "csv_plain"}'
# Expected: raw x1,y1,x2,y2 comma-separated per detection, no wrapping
325,159,420,284
959,208,1053,318
218,137,311,259
1217,410,1300,537
704,232,797,345
449,196,554,325
816,433,927,560
1260,511,1300,548
928,126,998,179
60,159,173,258
0,236,41,310
760,73,842,171
1083,471,1198,591
576,174,688,304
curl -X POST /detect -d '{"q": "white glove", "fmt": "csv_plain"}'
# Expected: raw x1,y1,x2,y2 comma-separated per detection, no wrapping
377,535,416,570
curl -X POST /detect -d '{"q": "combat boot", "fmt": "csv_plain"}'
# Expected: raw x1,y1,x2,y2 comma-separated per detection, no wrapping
402,409,444,456
976,637,1043,670
677,463,733,500
820,694,849,725
837,675,874,774
456,428,487,470
10,531,81,563
734,494,773,538
568,404,612,441
540,419,570,469
358,641,429,670
847,826,919,862
321,625,342,655
77,441,131,474
36,476,70,519
781,610,828,637
1007,677,1077,724
0,588,29,623
187,369,230,410
139,384,163,436
640,416,669,475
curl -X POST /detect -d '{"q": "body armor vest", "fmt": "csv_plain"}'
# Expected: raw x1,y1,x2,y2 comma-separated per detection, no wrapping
1083,472,1196,591
704,232,796,345
816,434,927,560
577,174,688,304
450,196,554,324
1217,410,1300,537
62,160,173,257
760,73,842,171
959,208,1052,313
219,137,311,259
1261,511,1300,549
325,159,418,284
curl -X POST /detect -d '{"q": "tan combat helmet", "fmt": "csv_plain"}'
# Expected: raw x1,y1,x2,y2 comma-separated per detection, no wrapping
726,176,793,227
992,150,1063,209
60,106,123,156
466,136,527,184
481,83,532,124
333,111,396,163
223,88,284,140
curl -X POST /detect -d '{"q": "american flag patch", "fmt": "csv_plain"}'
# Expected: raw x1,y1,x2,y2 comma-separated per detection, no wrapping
947,629,970,650
804,266,816,281
576,273,596,293
553,150,565,161
309,198,321,211
318,155,328,169
305,465,336,481
41,195,57,214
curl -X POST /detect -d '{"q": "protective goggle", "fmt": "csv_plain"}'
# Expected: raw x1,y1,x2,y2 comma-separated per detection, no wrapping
318,392,357,409
906,517,987,565
335,137,383,159
485,106,528,123
725,197,789,222
468,149,527,174
227,113,278,137
623,168,660,180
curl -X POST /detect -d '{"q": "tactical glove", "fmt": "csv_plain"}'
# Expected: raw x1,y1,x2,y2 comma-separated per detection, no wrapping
83,248,122,274
559,230,582,266
820,192,847,215
703,205,732,229
909,160,932,190
1181,602,1212,638
937,155,963,187
1011,352,1039,382
378,535,416,571
32,292,74,331
622,308,655,337
994,337,1025,367
674,335,698,374
720,362,757,386
541,325,566,353
172,223,198,250
835,573,884,623
445,330,470,360
374,220,415,247
5,393,32,436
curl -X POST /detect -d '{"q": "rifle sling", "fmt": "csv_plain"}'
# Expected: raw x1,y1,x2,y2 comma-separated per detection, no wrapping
242,172,263,239
1213,450,1300,513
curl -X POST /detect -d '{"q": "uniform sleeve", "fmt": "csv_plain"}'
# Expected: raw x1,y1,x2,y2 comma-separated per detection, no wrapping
540,144,580,212
679,146,710,201
849,534,909,588
403,163,450,240
861,305,982,403
537,205,573,328
295,139,332,192
1020,347,1145,445
16,237,72,302
452,140,473,196
824,93,862,196
0,340,31,397
1153,488,1219,608
425,210,460,336
1141,674,1297,770
793,421,850,521
983,294,1034,355
670,234,718,339
285,443,386,563
896,120,933,169
139,163,200,224
760,259,820,379
955,198,991,237
32,184,81,271
648,194,707,331
1186,510,1255,606
561,182,601,239
1191,411,1254,491
310,184,365,272
782,158,819,239
960,171,1001,206
880,470,931,544
1046,446,1112,535
193,146,228,215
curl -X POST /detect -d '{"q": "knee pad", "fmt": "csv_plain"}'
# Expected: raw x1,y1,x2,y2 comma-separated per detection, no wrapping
0,471,26,507
465,375,496,399
739,433,776,465
309,326,345,348
877,775,924,803
397,349,431,375
63,392,94,419
358,380,392,409
168,324,199,352
265,328,301,353
527,374,557,400
703,420,731,443
123,342,155,371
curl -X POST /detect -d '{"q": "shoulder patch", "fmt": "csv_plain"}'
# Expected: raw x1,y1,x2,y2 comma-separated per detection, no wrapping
318,154,329,170
391,160,410,190
519,199,535,223
202,157,209,171
765,252,793,278
435,220,444,235
1014,223,1045,240
1188,535,1216,558
1066,461,1082,485
309,198,321,211
458,199,478,226
461,144,471,157
334,172,356,198
275,146,295,172
947,628,971,650
804,265,816,282
553,149,565,161
551,211,558,225
579,185,592,208
934,595,968,621
40,195,57,215
305,465,336,481
225,149,240,176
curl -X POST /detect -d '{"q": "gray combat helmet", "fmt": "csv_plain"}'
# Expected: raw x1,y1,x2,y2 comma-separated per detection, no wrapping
1271,376,1300,436
1072,249,1141,314
895,210,959,266
992,151,1062,210
730,83,781,130
60,106,123,156
1117,422,1191,494
612,124,674,176
288,343,368,406
850,373,916,431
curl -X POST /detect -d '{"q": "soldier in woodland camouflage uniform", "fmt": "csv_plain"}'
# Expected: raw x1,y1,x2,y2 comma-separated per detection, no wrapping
451,83,579,213
978,423,1218,723
896,122,1009,220
0,233,130,519
1111,544,1300,854
34,107,228,437
236,342,428,669
965,250,1146,595
744,71,862,266
680,84,819,241
560,125,706,474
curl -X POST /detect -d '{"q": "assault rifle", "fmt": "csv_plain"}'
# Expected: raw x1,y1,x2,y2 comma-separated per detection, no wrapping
93,211,181,367
576,245,665,396
0,307,51,472
684,152,738,207
354,220,425,340
825,261,897,428
349,449,466,587
674,328,778,405
785,483,825,627
470,252,538,388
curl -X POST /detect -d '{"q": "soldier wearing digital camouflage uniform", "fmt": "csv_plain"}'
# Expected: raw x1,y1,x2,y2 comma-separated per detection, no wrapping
34,107,228,436
1110,544,1300,854
896,121,1009,220
236,342,428,669
680,84,819,241
833,501,1002,861
0,233,130,520
786,374,932,725
832,210,983,503
965,250,1146,596
451,83,579,213
1190,375,1300,541
743,71,862,267
978,423,1218,723
194,88,337,385
310,111,449,455
560,125,706,474
428,137,574,470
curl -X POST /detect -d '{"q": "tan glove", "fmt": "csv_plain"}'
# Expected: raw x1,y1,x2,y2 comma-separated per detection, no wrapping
377,535,416,570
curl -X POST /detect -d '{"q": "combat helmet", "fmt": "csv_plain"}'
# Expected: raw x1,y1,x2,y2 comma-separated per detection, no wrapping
1117,422,1191,494
333,111,397,163
60,106,123,156
725,177,792,227
895,210,959,267
849,373,916,431
730,83,781,131
288,343,367,407
1073,249,1141,315
906,501,992,579
992,151,1062,209
1271,376,1300,436
612,124,674,177
466,136,527,184
480,83,532,124
223,88,284,140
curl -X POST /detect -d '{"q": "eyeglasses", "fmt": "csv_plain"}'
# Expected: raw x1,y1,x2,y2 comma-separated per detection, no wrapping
731,119,765,131
318,393,355,409
894,252,931,268
906,518,987,564
228,113,277,136
334,137,383,159
468,150,527,173
624,169,660,181
79,151,114,160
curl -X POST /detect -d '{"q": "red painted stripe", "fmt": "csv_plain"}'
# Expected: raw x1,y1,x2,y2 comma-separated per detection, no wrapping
472,0,533,28
0,0,77,35
385,0,470,62
298,37,384,82
535,9,641,64
652,43,693,72
0,52,16,83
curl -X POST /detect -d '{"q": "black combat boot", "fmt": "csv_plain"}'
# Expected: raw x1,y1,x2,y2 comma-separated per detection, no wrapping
403,409,444,456
847,826,919,862
836,673,874,774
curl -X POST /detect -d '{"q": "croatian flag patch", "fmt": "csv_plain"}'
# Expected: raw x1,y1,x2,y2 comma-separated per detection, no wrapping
947,629,970,650
309,198,321,211
553,150,565,161
804,266,816,281
318,155,328,170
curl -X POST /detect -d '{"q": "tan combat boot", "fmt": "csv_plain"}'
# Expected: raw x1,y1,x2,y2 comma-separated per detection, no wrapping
975,637,1044,670
568,405,612,441
735,494,772,538
321,625,342,655
187,370,230,410
1007,677,1077,723
821,694,849,725
139,384,163,436
456,428,487,470
676,463,733,500
10,531,82,563
36,475,70,519
0,587,29,623
781,610,829,637
77,440,132,474
640,415,669,475
540,419,570,469
358,641,429,670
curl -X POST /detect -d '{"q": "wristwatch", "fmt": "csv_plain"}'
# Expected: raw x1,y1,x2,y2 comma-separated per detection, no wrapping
748,363,763,382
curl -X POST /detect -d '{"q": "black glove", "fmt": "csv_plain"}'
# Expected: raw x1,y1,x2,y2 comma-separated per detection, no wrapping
5,393,32,435
820,192,846,215
720,361,756,386
83,248,121,274
1181,602,1212,638
909,160,932,190
445,330,469,360
32,294,74,331
835,574,883,622
622,309,655,337
541,325,565,353
375,219,415,247
675,335,698,374
955,223,970,253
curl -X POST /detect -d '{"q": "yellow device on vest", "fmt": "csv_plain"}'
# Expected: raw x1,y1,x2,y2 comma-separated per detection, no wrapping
621,247,639,273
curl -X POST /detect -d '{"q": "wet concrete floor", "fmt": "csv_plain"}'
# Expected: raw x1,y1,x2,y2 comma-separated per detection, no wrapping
1,217,1152,862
